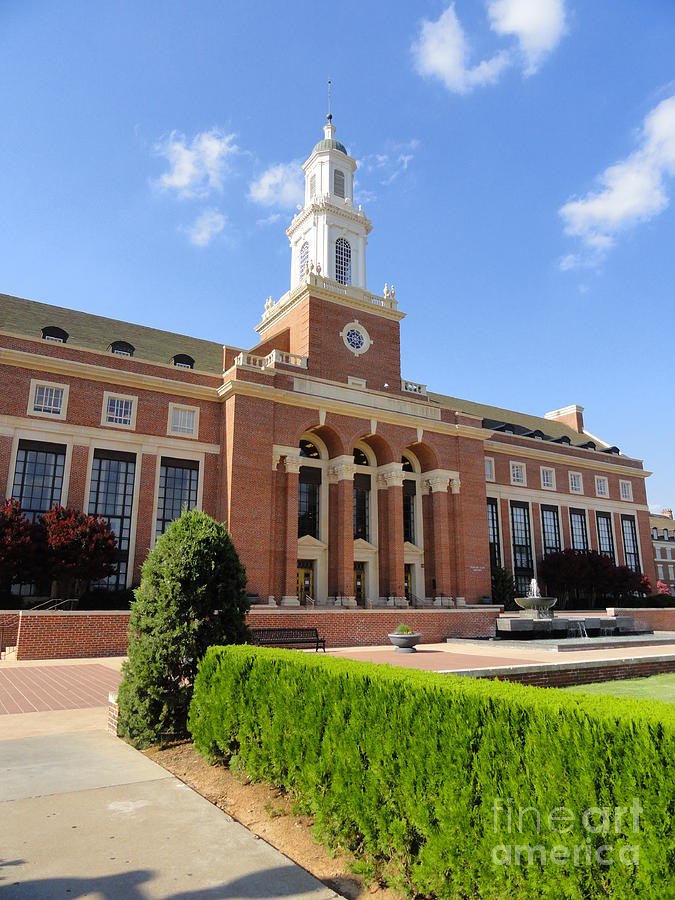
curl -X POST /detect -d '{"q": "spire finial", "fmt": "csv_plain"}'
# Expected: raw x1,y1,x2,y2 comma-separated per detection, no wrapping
327,79,332,123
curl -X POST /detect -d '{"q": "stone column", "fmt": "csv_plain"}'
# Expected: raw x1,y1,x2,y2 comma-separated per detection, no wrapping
426,473,451,597
377,463,405,603
328,456,356,607
449,477,465,598
281,452,301,606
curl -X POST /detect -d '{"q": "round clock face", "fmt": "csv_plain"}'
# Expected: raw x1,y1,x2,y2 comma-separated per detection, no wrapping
340,320,372,356
346,328,365,351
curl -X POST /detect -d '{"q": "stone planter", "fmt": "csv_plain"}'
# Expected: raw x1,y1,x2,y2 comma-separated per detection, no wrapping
388,632,422,652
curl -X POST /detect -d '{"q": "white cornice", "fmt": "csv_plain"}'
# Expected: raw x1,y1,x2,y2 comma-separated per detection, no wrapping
256,277,405,335
0,347,219,401
287,197,372,236
484,439,649,478
219,377,491,442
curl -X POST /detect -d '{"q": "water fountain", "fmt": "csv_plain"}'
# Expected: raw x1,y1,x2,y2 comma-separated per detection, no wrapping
514,579,557,619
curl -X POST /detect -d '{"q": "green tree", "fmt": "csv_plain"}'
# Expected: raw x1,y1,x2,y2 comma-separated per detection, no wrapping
117,509,249,747
491,565,516,608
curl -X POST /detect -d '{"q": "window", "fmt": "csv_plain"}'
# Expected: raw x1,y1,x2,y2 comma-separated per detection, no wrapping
110,340,135,357
102,392,136,429
510,501,533,595
309,174,316,197
41,325,68,343
30,379,68,419
569,509,589,551
403,480,416,544
658,565,664,579
540,467,555,490
88,450,136,590
569,472,583,494
510,462,526,486
487,498,501,572
299,439,321,459
485,457,495,482
353,447,369,466
596,512,615,560
621,515,641,573
666,529,670,540
333,169,345,198
652,527,658,540
299,241,309,278
541,506,561,555
298,466,320,538
155,458,199,538
620,480,633,501
168,404,198,438
12,440,66,523
173,354,195,370
669,565,675,581
595,476,609,498
335,237,351,285
353,473,370,541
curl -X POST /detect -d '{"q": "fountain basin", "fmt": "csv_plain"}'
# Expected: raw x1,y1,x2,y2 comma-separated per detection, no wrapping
515,596,557,612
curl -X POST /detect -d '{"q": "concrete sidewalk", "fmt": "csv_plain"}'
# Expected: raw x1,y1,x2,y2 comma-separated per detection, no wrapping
0,670,336,899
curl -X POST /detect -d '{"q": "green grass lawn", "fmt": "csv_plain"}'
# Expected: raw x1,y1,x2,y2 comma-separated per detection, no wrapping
564,673,675,703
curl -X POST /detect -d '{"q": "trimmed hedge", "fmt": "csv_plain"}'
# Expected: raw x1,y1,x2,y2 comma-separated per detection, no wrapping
189,646,675,899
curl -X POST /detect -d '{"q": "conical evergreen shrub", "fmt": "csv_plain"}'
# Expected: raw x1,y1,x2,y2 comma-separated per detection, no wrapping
117,509,249,747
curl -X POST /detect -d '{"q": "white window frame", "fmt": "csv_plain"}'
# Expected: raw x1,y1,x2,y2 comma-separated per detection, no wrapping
485,457,495,482
569,471,584,495
167,403,200,439
595,475,609,498
619,480,633,502
658,565,665,579
28,378,69,421
101,391,137,430
540,466,555,491
510,461,526,486
669,565,675,581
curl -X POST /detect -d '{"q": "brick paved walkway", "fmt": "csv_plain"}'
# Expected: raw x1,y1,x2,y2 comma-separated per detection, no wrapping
0,664,121,715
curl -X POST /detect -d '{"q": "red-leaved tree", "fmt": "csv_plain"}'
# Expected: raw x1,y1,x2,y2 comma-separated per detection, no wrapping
656,579,672,595
0,499,36,593
41,507,118,598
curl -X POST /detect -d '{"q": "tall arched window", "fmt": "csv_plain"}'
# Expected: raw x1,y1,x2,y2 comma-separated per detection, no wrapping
335,237,351,285
333,169,345,198
299,241,309,278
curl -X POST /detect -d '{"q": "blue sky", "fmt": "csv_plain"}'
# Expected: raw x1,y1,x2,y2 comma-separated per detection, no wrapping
1,1,674,508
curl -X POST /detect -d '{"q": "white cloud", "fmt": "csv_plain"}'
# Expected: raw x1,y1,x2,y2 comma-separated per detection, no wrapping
256,212,282,227
412,1,566,94
249,161,304,209
412,5,510,94
356,140,420,195
488,0,566,75
184,209,226,246
560,94,675,262
155,128,238,198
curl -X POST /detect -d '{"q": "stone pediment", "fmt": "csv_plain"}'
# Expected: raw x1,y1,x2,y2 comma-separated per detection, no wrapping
404,541,423,555
298,534,328,551
354,538,377,553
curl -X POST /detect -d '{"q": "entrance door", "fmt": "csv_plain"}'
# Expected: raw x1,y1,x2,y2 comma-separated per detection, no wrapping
404,564,413,603
297,560,314,604
353,561,366,606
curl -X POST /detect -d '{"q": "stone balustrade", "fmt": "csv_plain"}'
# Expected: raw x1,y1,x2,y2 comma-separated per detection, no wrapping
401,379,427,396
234,349,308,371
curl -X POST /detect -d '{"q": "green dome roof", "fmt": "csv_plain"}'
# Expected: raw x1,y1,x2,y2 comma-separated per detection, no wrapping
313,138,348,155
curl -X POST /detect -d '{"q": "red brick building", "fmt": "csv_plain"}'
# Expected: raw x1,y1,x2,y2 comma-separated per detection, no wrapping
0,119,657,605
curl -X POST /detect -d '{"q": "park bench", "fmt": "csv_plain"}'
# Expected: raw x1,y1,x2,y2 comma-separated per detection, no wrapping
250,626,326,652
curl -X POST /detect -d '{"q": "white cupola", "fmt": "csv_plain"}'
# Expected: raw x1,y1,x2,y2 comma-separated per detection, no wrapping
287,115,372,292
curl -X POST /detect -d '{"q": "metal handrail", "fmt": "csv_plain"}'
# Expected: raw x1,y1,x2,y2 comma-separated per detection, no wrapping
28,597,77,611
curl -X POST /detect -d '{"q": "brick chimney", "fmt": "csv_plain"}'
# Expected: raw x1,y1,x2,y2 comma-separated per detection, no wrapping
544,404,584,433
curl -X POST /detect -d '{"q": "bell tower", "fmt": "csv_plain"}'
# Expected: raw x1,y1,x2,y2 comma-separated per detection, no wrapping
287,115,371,291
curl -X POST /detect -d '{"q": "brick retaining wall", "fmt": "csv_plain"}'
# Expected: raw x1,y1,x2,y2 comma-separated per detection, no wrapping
10,606,502,659
248,607,503,647
0,612,20,652
15,611,131,660
607,608,675,632
465,655,675,688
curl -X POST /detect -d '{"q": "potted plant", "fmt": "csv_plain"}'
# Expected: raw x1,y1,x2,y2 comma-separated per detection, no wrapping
388,623,422,652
